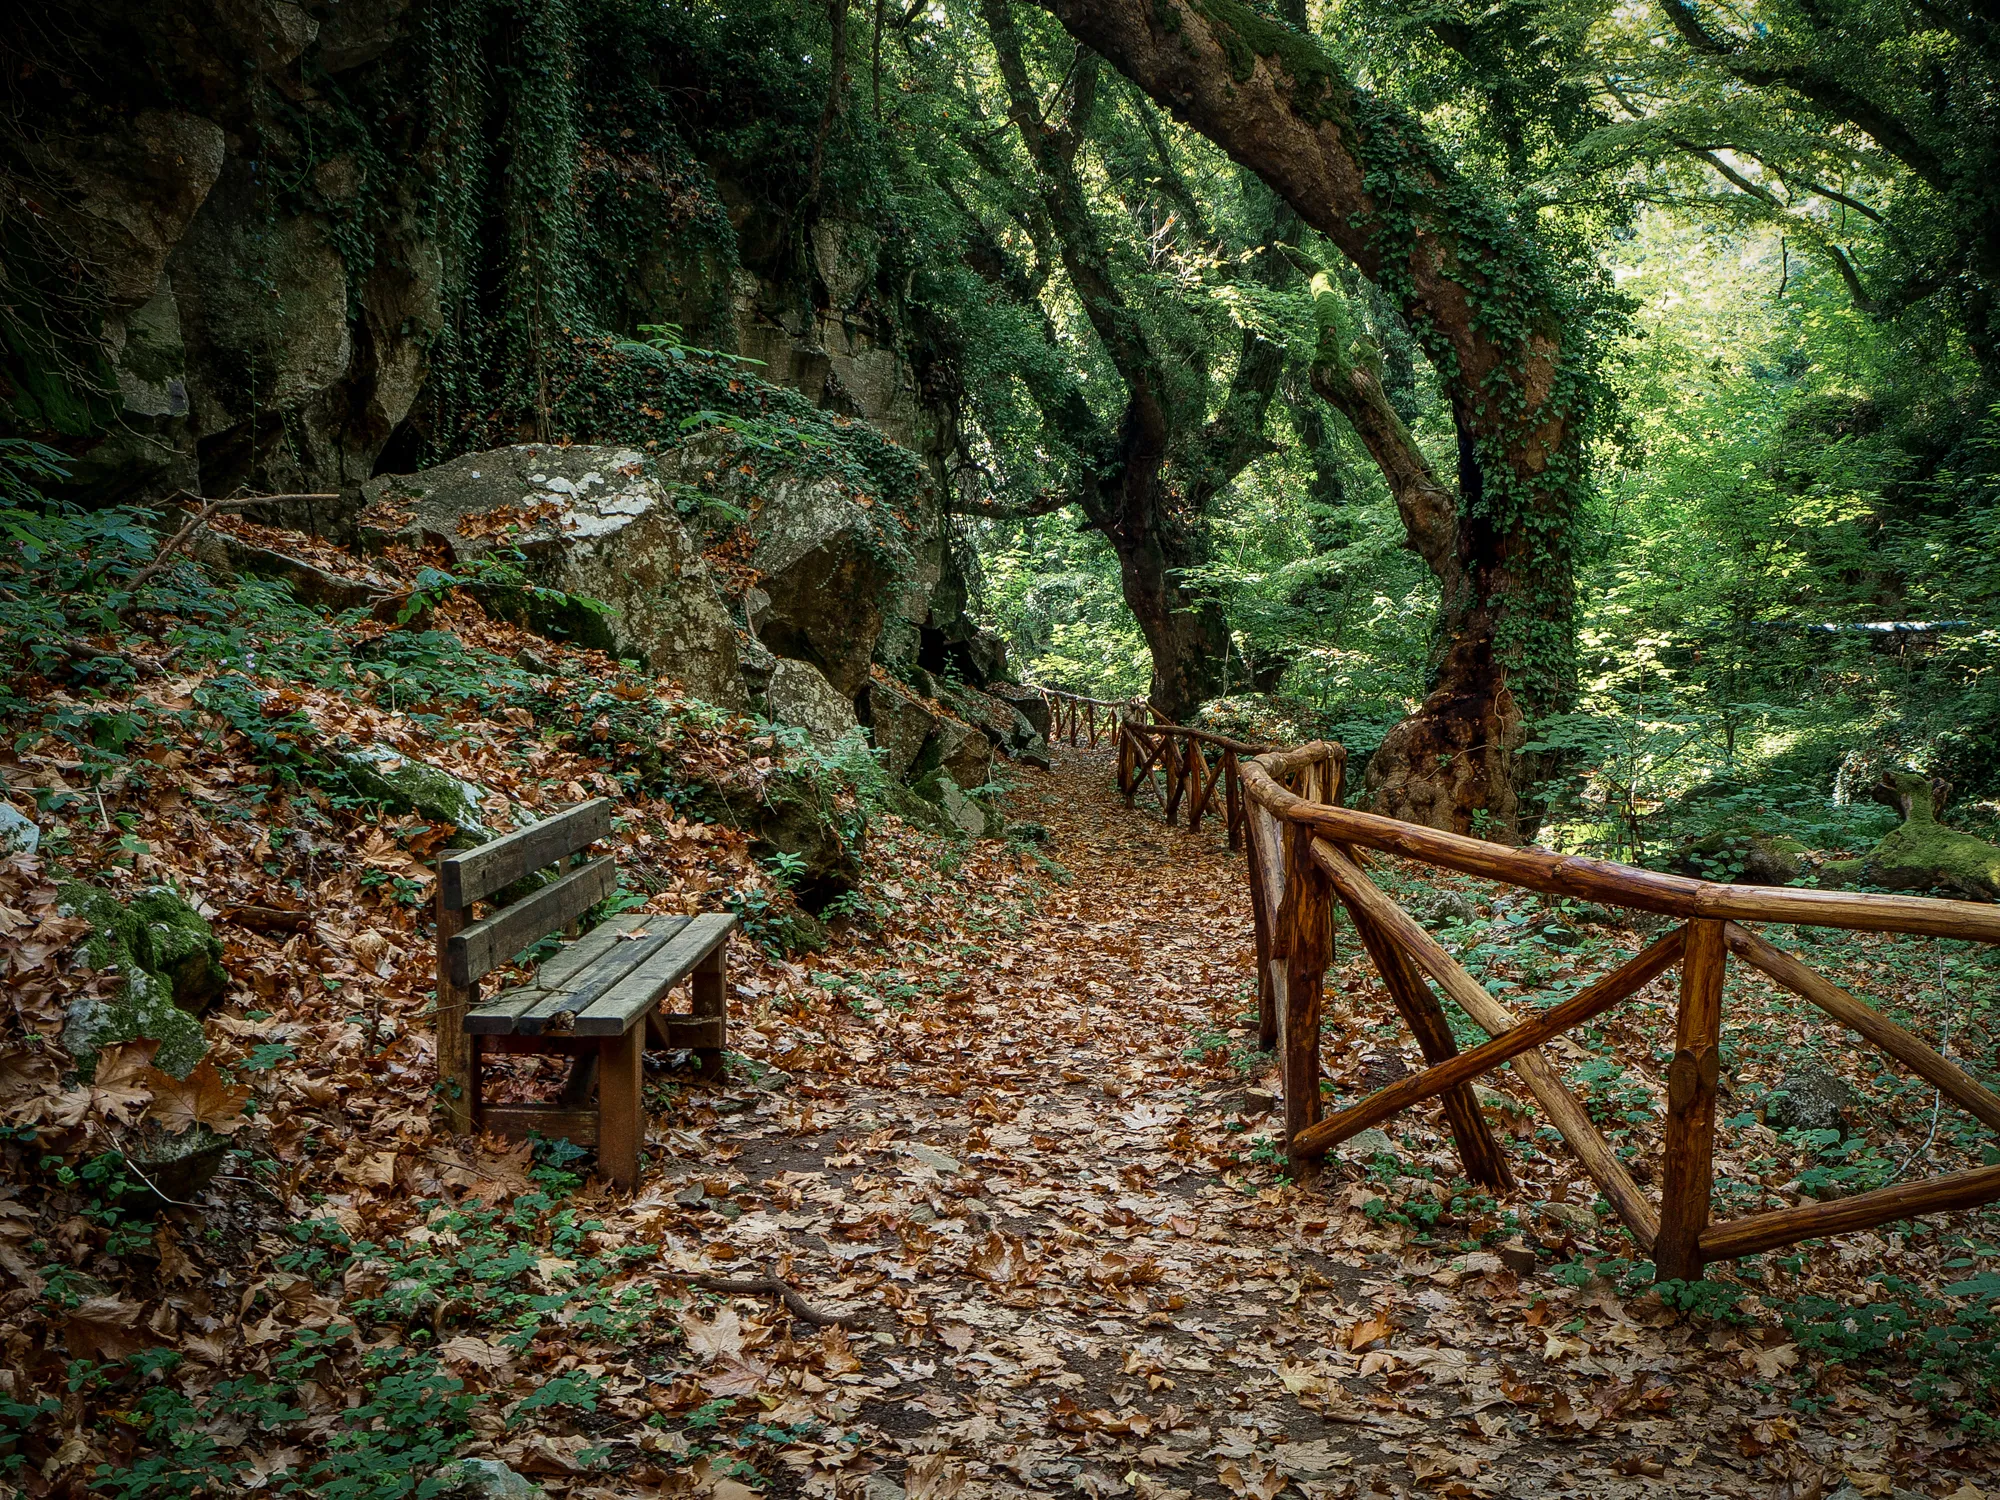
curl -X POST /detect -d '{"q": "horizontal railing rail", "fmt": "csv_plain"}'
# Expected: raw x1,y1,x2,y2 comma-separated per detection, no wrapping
1078,723,2000,1279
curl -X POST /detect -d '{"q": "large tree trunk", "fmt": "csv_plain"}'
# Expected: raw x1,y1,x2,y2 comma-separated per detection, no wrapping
1298,268,1531,833
1098,444,1232,721
1024,0,1590,835
977,0,1282,725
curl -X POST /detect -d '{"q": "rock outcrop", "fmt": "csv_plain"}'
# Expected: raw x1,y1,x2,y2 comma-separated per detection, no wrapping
765,659,860,748
360,446,746,708
655,433,935,696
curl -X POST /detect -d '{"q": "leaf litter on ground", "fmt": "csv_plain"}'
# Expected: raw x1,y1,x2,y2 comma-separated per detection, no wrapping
0,519,1996,1498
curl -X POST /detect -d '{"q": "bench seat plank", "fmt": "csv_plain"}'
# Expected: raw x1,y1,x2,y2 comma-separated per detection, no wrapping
570,914,736,1036
447,855,618,987
506,915,694,1035
464,913,649,1035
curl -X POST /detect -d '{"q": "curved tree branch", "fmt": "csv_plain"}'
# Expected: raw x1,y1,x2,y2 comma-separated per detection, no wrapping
1655,0,1950,188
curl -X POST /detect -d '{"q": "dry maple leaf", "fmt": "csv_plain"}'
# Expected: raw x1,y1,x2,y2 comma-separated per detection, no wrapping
65,1294,151,1362
904,1455,969,1500
934,1321,975,1354
437,1335,515,1374
967,1230,1034,1285
347,929,393,974
1343,1313,1393,1351
1214,1459,1286,1500
702,1354,772,1398
69,1041,160,1128
679,1303,745,1362
820,1323,861,1375
143,1057,250,1135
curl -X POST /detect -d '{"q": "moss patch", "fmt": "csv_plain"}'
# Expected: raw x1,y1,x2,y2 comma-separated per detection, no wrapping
57,884,223,1079
1860,771,2000,900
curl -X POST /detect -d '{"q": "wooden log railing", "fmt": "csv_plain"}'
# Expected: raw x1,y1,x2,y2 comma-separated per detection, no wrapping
1115,718,1269,851
1073,722,2000,1277
1036,687,1145,750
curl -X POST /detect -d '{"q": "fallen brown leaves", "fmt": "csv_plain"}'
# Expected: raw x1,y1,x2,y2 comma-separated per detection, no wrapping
0,518,1996,1496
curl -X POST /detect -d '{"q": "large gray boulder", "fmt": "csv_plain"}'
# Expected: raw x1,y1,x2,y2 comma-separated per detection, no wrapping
765,658,859,748
1762,1066,1856,1138
989,684,1051,744
922,720,995,793
859,676,940,780
361,446,746,708
657,437,905,698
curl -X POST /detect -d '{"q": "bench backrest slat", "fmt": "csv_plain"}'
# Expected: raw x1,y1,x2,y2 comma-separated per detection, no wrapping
446,855,618,987
440,798,615,910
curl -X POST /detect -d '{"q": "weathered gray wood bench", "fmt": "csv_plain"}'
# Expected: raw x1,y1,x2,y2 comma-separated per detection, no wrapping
433,798,733,1188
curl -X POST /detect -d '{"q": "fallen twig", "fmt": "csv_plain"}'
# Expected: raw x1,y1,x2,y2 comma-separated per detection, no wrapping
689,1274,871,1328
119,492,337,618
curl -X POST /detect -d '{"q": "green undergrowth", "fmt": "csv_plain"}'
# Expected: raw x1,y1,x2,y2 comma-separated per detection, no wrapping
15,1150,652,1497
1326,858,2000,1434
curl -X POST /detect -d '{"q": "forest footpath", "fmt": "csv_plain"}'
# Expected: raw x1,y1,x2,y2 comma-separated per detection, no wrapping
1,521,1994,1497
617,748,1999,1500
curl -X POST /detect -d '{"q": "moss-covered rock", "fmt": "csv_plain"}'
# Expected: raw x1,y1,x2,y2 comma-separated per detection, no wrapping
685,765,862,907
1859,771,2000,900
1670,829,1807,885
57,883,223,1078
338,744,501,844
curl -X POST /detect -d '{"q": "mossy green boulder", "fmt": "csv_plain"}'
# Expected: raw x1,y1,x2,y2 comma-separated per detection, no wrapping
338,744,500,844
57,884,225,1078
1671,828,1808,885
1850,771,2000,900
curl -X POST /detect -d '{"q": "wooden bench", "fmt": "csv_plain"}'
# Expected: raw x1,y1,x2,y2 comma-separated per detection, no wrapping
432,798,734,1188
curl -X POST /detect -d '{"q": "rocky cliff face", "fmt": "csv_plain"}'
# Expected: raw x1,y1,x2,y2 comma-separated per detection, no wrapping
1,0,1004,722
1,2,950,533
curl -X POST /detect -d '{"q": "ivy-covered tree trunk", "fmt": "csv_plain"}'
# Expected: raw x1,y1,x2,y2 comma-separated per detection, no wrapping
1024,0,1598,835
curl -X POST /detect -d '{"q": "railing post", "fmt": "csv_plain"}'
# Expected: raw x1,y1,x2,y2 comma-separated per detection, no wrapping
1224,751,1243,851
1276,765,1332,1172
1246,792,1285,1054
1657,919,1727,1281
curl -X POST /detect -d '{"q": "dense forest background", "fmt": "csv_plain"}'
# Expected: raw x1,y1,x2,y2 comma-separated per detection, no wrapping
4,0,1998,853
6,3,2000,1493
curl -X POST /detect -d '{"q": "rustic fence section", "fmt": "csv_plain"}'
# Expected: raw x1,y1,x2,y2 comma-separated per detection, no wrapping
1038,688,1139,750
1071,712,2000,1278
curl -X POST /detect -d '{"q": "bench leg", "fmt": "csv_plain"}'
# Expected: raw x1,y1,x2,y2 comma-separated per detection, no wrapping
435,899,476,1133
692,942,727,1081
468,1038,486,1132
557,1053,598,1110
596,1028,643,1190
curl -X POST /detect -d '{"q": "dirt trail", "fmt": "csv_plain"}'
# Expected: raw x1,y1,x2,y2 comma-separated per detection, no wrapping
645,748,1977,1500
